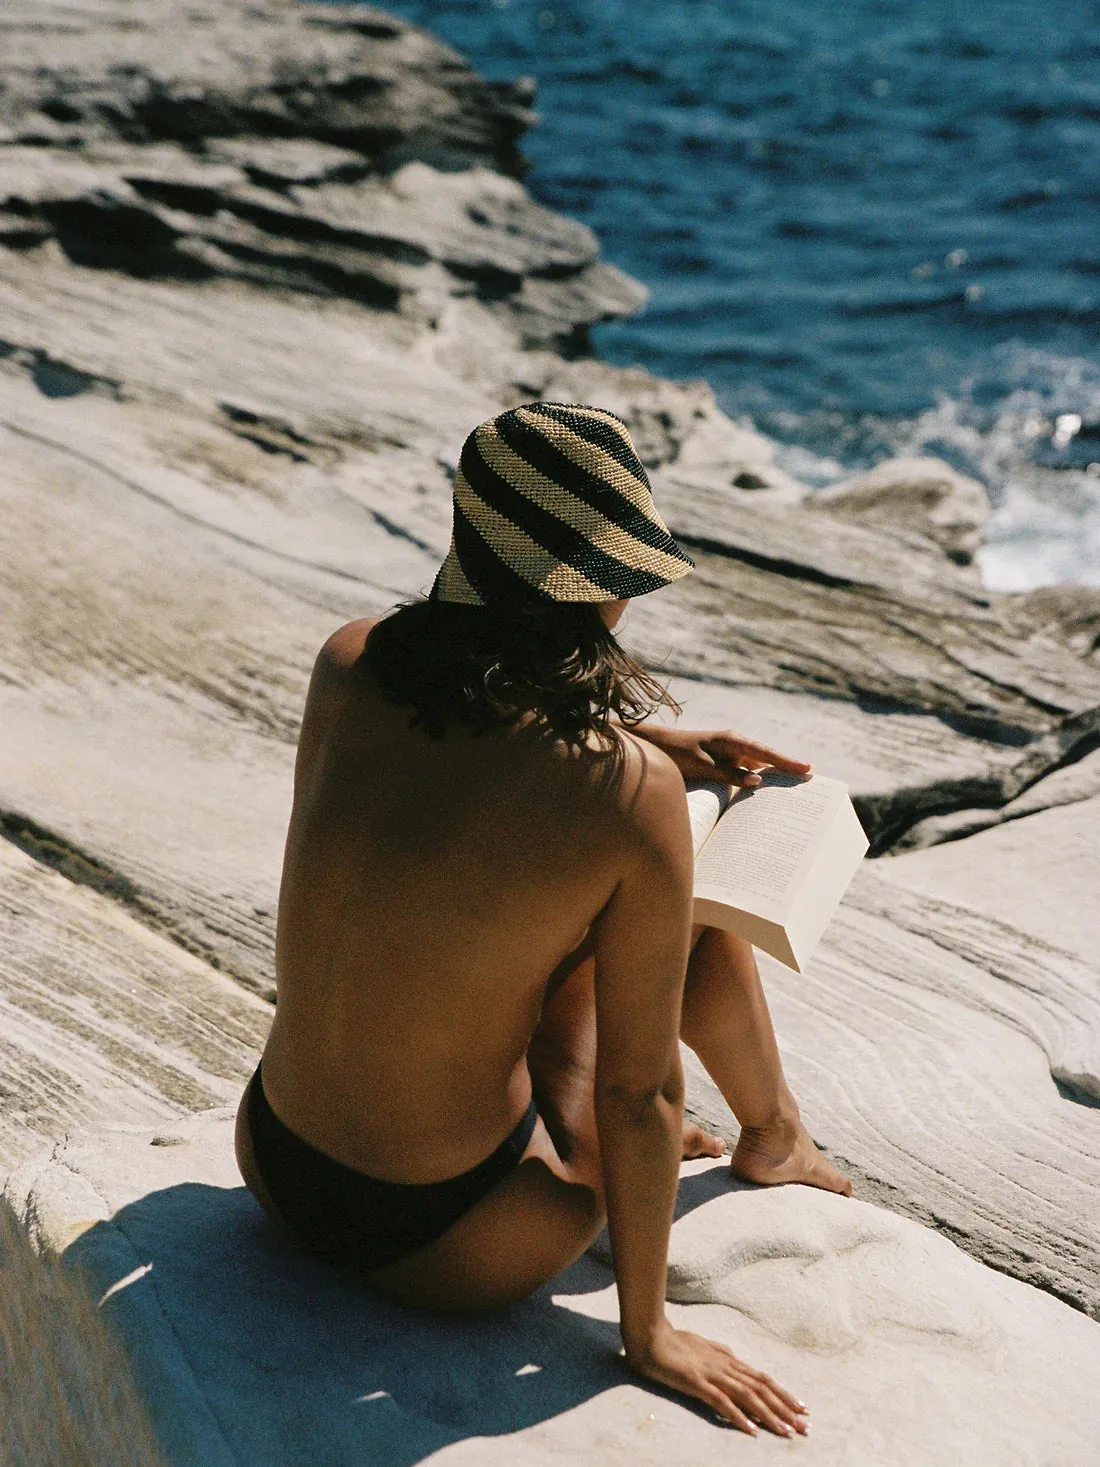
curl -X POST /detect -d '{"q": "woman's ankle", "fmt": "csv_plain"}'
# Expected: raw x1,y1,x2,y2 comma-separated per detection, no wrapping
736,1093,801,1142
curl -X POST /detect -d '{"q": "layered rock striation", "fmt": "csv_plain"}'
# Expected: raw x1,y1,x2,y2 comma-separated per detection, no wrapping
2,1,1099,1458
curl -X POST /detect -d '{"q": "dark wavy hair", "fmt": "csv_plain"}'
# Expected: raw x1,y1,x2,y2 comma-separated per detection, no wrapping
359,596,681,753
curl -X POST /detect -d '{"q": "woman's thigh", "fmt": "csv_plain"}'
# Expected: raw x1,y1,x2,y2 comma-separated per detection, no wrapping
364,1117,605,1312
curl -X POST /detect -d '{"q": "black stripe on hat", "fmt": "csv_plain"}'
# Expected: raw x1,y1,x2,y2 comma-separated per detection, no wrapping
496,409,694,568
461,436,670,598
524,402,647,483
450,498,551,602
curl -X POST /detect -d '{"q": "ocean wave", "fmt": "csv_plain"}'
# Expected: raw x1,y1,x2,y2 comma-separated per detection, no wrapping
382,0,1100,585
762,347,1100,588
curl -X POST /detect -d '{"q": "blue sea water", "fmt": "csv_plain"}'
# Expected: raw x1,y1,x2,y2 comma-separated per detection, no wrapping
381,0,1100,588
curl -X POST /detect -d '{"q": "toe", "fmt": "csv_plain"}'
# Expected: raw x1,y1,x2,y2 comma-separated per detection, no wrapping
682,1122,727,1159
819,1161,853,1196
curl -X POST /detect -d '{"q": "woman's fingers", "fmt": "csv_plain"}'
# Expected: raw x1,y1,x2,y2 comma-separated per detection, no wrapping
700,1383,758,1435
721,1362,810,1437
737,742,812,774
702,733,813,778
703,1364,807,1438
739,1385,805,1437
759,1384,809,1429
755,1369,809,1416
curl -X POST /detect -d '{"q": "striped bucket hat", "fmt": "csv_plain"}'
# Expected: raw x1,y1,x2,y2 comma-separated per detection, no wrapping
430,402,695,606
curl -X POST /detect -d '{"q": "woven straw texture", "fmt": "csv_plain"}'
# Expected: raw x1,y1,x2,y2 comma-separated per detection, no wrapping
432,403,694,605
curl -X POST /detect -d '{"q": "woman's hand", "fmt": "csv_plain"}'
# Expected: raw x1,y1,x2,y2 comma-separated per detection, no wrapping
625,1321,810,1437
630,723,812,789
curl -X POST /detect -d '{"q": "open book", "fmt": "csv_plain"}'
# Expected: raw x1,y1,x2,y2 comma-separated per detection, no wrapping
686,771,869,973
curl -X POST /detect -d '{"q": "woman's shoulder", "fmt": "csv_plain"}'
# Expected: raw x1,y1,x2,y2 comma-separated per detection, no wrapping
293,620,382,783
315,618,381,674
595,726,688,835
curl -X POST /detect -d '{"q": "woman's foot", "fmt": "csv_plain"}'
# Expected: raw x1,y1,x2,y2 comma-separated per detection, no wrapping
731,1113,852,1195
682,1119,727,1160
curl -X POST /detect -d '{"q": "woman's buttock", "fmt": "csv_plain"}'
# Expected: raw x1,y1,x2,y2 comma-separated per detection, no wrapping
238,1059,542,1272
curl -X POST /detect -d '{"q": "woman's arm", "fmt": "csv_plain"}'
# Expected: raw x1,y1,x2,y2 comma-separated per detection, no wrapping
592,740,806,1434
616,720,812,789
591,740,689,1354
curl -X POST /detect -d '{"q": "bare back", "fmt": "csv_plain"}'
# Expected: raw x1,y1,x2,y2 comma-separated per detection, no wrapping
260,618,650,1183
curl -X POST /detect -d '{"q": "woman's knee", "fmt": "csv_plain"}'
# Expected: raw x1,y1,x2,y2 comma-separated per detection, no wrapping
687,924,757,978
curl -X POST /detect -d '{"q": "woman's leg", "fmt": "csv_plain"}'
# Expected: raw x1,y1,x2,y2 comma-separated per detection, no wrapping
525,924,848,1196
680,926,851,1195
525,930,724,1173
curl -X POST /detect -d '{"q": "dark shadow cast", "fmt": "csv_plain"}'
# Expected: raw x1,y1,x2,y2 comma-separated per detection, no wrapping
64,1170,740,1466
567,1158,758,1282
674,1161,762,1219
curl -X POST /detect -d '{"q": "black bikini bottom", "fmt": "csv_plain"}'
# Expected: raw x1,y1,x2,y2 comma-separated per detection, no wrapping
247,1059,539,1271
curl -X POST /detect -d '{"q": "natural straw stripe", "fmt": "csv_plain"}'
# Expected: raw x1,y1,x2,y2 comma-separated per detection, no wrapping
514,406,654,513
451,501,544,602
526,402,648,482
461,437,671,595
491,413,689,562
434,543,483,604
476,424,690,582
452,470,614,600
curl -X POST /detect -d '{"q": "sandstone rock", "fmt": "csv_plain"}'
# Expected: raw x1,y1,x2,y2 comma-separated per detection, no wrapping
4,1115,1098,1466
0,828,271,1172
811,455,991,567
0,0,642,353
1,0,1099,1378
0,0,535,174
1002,581,1100,663
0,144,643,350
628,493,1100,771
892,744,1100,850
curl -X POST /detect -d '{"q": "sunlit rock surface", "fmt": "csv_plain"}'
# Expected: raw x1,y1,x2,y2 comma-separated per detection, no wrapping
2,0,1099,1457
811,455,991,566
5,1118,1099,1467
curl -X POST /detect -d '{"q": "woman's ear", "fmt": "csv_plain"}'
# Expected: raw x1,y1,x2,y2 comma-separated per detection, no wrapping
599,598,629,630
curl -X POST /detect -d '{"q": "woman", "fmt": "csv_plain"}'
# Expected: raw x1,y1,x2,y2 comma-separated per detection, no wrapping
236,402,849,1438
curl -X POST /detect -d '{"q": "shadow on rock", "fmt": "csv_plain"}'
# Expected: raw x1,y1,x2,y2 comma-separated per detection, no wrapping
64,1182,640,1466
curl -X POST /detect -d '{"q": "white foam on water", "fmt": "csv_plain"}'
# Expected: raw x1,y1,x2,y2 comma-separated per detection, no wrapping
977,473,1100,590
775,346,1100,590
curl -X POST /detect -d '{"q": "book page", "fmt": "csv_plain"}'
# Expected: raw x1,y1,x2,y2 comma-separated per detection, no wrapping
684,779,734,857
782,797,871,965
693,772,840,913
